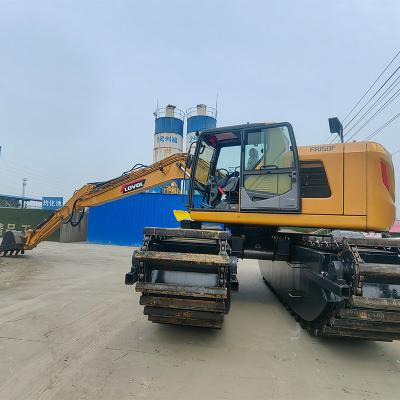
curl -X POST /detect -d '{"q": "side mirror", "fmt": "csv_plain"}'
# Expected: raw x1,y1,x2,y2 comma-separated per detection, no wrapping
186,153,194,169
328,117,344,143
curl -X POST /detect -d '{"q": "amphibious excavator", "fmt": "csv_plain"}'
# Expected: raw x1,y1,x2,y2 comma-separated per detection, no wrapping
2,120,399,341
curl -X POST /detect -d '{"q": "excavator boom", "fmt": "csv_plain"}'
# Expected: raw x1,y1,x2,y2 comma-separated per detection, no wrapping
0,153,188,254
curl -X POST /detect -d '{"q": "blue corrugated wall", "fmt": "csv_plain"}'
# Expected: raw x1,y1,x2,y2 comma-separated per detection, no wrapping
87,193,188,246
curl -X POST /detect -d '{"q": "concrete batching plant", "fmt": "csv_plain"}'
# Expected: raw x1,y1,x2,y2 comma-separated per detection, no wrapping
186,104,217,152
153,105,184,163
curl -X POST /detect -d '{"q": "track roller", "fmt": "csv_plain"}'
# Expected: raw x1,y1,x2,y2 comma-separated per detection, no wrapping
260,234,400,342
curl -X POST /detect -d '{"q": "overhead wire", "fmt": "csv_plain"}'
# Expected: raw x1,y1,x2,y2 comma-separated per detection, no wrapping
0,157,72,199
363,112,400,141
325,50,400,143
329,69,400,144
0,180,67,199
345,86,400,142
342,50,400,124
0,166,66,195
1,158,67,185
0,157,78,200
342,74,400,139
343,63,400,132
0,164,66,189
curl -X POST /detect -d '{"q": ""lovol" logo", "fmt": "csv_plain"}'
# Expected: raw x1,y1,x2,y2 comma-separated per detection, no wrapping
121,179,146,194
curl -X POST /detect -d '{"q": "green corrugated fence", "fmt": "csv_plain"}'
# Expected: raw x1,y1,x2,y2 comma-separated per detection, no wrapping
0,208,60,241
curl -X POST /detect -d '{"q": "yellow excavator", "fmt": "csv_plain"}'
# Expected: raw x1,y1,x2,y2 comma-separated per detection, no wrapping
2,119,399,341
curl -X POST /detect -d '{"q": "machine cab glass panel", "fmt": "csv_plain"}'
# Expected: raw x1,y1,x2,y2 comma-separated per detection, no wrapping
189,123,300,212
191,129,241,210
241,125,299,211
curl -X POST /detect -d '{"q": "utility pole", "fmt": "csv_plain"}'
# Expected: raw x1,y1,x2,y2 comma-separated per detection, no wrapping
22,178,27,208
22,178,27,197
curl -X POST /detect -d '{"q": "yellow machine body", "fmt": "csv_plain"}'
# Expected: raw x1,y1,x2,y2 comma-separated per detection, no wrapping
189,141,396,232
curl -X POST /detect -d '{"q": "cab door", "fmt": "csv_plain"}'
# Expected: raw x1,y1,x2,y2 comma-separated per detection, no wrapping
240,123,300,211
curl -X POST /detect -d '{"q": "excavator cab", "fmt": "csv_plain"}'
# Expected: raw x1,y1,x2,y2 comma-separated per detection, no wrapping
188,123,300,212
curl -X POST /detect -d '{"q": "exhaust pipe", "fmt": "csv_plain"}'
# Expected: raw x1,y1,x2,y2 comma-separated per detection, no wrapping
0,230,26,256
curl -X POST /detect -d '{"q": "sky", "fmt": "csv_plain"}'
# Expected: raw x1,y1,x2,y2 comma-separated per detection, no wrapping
0,0,399,214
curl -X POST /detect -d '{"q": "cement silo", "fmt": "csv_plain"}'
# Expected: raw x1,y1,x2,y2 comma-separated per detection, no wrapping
153,105,184,163
186,104,217,152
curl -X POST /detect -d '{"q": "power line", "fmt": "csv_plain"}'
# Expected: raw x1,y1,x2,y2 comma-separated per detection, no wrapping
0,163,65,184
0,168,66,196
0,171,66,194
329,62,400,144
324,50,400,143
343,63,400,134
0,162,67,190
345,87,400,142
342,49,400,124
343,75,400,139
1,158,66,183
363,112,400,141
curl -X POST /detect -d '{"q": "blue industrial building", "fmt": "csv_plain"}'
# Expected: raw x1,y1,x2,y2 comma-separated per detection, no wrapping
87,193,188,246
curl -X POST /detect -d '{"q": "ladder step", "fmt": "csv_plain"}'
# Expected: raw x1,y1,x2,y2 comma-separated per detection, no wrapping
337,308,400,323
134,250,229,267
144,227,230,240
140,295,226,312
322,326,398,341
148,315,223,329
351,296,400,311
144,306,224,321
135,282,227,299
345,237,400,248
330,318,400,334
358,263,400,283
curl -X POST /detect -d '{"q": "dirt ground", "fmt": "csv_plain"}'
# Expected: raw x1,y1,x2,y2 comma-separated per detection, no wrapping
0,241,399,400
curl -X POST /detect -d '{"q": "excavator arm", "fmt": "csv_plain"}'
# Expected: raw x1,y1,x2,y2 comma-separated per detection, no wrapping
1,153,189,254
